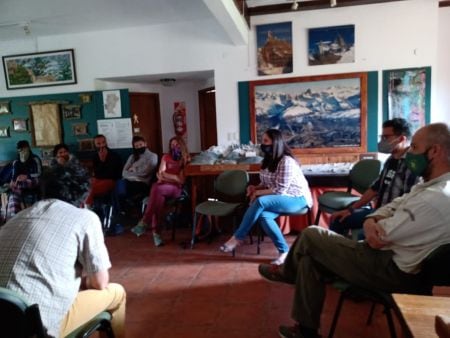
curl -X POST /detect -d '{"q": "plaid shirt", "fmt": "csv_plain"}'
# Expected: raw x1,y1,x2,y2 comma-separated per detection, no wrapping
260,156,313,207
0,200,111,337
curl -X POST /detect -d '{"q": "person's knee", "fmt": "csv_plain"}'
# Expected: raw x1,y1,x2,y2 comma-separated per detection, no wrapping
106,283,126,304
298,226,325,251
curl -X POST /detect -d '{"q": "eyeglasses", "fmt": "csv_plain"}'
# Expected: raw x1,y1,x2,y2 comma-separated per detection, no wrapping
379,134,396,141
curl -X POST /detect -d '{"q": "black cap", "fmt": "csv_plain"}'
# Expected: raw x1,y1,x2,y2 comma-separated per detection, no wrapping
17,140,30,149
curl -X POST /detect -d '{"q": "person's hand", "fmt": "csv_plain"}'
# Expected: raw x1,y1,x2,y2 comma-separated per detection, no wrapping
331,209,351,222
246,185,256,197
98,147,108,162
363,218,389,249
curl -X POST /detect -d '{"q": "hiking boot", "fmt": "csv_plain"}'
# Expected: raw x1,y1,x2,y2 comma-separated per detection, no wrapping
153,233,164,247
258,263,293,285
131,221,147,237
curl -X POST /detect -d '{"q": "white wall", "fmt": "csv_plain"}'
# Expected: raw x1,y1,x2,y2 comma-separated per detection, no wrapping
0,0,447,152
436,6,450,122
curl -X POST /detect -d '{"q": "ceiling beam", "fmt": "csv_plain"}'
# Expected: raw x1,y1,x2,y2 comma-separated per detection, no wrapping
248,0,406,16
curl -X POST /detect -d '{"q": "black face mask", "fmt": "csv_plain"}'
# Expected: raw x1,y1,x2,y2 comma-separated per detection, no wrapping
133,147,146,155
260,144,273,156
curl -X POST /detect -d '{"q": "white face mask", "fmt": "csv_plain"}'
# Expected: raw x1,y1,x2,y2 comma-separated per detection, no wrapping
19,149,30,163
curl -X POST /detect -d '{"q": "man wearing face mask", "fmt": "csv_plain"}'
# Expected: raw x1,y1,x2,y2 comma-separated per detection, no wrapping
84,134,123,208
329,118,418,238
113,136,158,216
5,140,42,220
259,122,450,338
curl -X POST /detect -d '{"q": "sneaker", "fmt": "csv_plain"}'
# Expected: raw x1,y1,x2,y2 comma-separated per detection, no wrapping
219,236,243,252
258,264,292,285
153,233,164,247
131,221,147,237
271,252,288,265
279,325,302,338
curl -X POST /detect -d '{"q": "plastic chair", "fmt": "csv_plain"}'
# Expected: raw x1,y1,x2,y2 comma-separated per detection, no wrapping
0,286,114,338
190,170,249,249
314,159,382,225
327,243,450,338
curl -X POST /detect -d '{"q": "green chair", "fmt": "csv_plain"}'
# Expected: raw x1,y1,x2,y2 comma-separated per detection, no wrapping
0,286,114,338
314,159,382,225
190,169,249,250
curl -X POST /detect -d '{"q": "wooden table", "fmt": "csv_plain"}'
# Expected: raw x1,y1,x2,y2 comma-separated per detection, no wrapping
393,293,450,337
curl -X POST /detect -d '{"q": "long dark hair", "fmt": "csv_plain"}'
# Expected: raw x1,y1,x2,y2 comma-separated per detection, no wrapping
261,129,294,172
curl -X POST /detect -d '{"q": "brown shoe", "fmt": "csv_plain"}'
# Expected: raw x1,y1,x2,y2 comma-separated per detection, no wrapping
436,315,450,338
258,263,293,285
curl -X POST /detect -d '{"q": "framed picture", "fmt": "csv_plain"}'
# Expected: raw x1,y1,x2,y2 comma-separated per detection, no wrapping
0,101,11,114
2,49,77,90
0,126,10,138
249,72,367,155
12,118,28,132
103,90,122,118
62,104,82,120
30,103,62,147
308,25,355,66
256,22,292,76
383,66,431,134
78,138,94,151
72,122,88,136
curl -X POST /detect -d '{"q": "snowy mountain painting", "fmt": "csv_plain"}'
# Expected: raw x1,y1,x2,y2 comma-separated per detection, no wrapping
254,77,361,149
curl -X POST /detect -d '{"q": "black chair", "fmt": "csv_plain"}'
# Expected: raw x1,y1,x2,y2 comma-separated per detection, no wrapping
0,286,114,338
327,243,450,338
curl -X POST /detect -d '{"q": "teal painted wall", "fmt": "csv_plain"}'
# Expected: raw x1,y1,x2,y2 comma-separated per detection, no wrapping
238,71,379,152
0,89,130,162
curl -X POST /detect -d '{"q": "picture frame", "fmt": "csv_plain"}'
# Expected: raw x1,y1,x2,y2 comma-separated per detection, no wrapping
0,101,11,114
2,49,77,90
256,21,293,76
103,90,122,118
0,126,10,138
72,122,88,136
249,72,367,155
30,103,62,147
308,25,355,66
383,66,431,134
12,118,28,132
78,138,94,152
62,104,82,120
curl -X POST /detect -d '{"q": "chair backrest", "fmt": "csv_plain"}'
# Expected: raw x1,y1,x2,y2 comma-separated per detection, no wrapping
214,170,249,202
0,287,46,338
349,159,382,194
421,243,450,287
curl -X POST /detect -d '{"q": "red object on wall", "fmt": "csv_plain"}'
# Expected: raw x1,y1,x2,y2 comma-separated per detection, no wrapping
173,102,187,137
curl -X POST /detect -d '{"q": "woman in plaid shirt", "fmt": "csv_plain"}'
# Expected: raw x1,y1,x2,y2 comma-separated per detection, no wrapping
220,129,312,265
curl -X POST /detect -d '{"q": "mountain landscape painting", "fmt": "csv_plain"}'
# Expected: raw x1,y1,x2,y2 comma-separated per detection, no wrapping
253,77,362,150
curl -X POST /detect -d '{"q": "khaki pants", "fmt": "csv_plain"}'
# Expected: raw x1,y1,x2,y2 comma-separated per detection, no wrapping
59,283,126,338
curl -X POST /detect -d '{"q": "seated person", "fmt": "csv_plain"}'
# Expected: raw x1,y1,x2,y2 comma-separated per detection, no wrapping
6,140,42,220
50,143,79,168
131,136,190,247
330,118,418,237
220,129,313,265
0,163,126,338
114,136,158,214
258,122,450,338
85,134,122,208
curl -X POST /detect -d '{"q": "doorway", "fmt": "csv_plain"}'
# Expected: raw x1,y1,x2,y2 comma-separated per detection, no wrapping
198,87,217,150
129,92,163,156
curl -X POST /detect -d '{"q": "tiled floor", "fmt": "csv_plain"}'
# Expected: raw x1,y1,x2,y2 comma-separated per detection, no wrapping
105,227,449,338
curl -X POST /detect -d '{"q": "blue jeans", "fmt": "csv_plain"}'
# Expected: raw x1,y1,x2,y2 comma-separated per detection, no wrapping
329,206,373,239
234,195,308,253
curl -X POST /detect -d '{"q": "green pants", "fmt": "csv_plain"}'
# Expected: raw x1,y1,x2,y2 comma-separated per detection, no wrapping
282,226,425,329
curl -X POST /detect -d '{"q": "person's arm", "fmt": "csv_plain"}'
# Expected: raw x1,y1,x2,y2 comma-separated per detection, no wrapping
157,155,184,184
122,155,134,178
85,270,109,290
331,188,378,221
133,152,158,180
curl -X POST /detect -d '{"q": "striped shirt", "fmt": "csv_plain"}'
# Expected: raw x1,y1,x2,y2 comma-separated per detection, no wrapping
0,199,111,337
260,156,313,207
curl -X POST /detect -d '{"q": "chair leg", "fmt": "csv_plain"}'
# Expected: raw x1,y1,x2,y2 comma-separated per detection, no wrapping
307,208,312,226
314,210,321,225
328,292,346,338
366,302,376,325
191,213,199,249
384,307,397,338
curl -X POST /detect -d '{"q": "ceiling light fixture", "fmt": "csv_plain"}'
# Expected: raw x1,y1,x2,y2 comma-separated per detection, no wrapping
330,0,337,7
291,0,299,11
160,78,176,87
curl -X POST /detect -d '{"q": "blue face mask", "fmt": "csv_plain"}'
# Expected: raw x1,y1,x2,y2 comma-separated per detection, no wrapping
260,144,273,156
171,147,182,161
405,150,430,176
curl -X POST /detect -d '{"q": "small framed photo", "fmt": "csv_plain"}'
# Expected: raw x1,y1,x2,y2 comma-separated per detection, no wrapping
72,122,88,136
0,101,11,115
62,104,82,120
0,126,10,137
12,118,28,132
78,138,94,151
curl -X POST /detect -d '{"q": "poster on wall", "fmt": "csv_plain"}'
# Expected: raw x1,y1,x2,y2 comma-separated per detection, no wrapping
308,25,355,66
102,90,122,118
256,22,293,76
97,118,132,149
